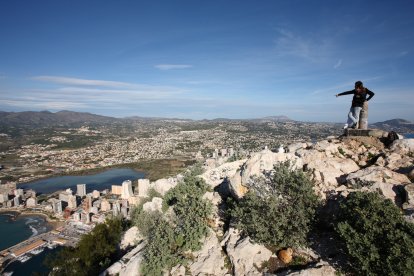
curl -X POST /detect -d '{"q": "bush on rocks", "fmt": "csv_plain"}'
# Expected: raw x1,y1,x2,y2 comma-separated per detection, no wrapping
228,161,319,248
336,191,414,276
132,166,212,275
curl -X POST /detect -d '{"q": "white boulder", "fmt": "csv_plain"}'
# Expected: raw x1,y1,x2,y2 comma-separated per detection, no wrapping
221,228,272,276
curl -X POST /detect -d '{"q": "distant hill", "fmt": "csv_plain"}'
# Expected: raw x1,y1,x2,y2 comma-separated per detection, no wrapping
371,118,414,133
0,111,295,127
0,110,120,127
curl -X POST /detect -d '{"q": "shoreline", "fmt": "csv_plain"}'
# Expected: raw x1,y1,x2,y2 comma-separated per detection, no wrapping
17,163,148,186
0,209,62,230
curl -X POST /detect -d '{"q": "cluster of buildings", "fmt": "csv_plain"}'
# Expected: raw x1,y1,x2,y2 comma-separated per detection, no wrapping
0,177,161,227
0,183,36,209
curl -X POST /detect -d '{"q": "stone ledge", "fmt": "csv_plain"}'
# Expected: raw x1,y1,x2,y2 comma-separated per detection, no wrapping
344,128,387,138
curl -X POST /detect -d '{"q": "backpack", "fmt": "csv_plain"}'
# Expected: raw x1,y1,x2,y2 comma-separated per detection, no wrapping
385,131,399,147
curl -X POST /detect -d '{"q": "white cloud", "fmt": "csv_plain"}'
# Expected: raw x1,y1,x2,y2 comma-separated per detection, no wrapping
397,51,408,57
334,59,342,69
0,99,88,109
154,64,193,70
31,76,135,88
273,28,332,62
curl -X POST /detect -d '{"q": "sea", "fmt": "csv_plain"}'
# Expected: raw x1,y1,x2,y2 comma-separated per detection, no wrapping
2,168,144,275
0,213,53,276
404,133,414,139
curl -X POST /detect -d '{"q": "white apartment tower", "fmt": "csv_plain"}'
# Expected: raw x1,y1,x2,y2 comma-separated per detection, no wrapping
77,184,87,197
121,180,134,199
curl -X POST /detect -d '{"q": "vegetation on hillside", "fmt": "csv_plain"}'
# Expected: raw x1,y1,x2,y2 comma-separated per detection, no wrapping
131,165,212,275
227,161,320,248
335,191,414,275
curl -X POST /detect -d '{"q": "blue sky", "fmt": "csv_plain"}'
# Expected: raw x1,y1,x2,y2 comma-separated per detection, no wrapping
0,0,413,122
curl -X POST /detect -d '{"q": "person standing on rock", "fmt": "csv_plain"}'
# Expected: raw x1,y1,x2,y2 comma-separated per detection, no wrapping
335,81,375,129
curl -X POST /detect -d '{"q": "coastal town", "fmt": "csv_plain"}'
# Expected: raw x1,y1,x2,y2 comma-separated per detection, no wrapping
0,119,339,184
0,143,239,272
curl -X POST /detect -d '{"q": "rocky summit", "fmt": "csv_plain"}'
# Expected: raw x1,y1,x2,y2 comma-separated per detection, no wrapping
105,133,414,276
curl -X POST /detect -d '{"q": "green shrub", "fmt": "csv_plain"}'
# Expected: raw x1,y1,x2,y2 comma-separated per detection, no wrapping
132,166,212,275
140,217,185,275
228,161,319,248
336,191,414,276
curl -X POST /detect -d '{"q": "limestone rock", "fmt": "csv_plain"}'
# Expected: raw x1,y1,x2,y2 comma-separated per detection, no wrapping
361,182,398,202
170,264,186,276
313,140,339,155
221,228,272,276
306,157,359,186
201,160,246,189
189,229,227,275
346,166,410,185
153,177,177,196
385,152,413,171
409,168,414,181
142,197,163,213
404,183,414,205
228,149,301,199
390,139,414,154
283,261,336,276
105,241,146,276
120,226,140,250
287,142,307,153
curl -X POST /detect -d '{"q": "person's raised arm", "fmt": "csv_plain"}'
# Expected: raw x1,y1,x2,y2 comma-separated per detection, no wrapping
336,90,354,97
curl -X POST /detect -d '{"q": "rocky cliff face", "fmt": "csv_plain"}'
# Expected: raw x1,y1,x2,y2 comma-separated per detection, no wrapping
106,135,414,276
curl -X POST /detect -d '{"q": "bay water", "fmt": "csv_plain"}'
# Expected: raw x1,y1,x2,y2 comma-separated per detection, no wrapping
2,168,144,275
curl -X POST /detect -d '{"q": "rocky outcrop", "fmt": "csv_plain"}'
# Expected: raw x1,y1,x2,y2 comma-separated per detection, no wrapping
227,149,301,199
346,166,410,185
201,160,246,189
142,197,163,213
221,228,272,276
189,229,227,275
116,135,414,276
282,261,336,276
105,240,146,276
120,226,140,250
390,139,414,154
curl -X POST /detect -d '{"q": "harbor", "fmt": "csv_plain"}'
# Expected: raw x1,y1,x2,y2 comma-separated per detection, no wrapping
0,224,79,273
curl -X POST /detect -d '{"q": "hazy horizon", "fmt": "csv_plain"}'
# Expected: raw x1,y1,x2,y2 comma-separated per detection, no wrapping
1,1,413,122
1,109,412,124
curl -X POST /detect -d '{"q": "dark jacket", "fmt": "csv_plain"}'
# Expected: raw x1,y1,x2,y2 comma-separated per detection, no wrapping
338,88,375,107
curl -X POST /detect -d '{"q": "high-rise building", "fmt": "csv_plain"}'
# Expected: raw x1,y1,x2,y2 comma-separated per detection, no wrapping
68,194,78,209
138,179,150,197
121,180,134,199
14,189,24,197
82,196,92,213
50,199,63,213
13,195,21,207
0,193,8,203
111,185,122,195
26,197,37,207
76,184,87,197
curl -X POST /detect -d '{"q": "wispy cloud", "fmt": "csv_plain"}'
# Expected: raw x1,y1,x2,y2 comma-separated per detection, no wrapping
397,51,408,58
334,59,342,69
273,28,332,62
31,76,135,88
154,64,193,70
